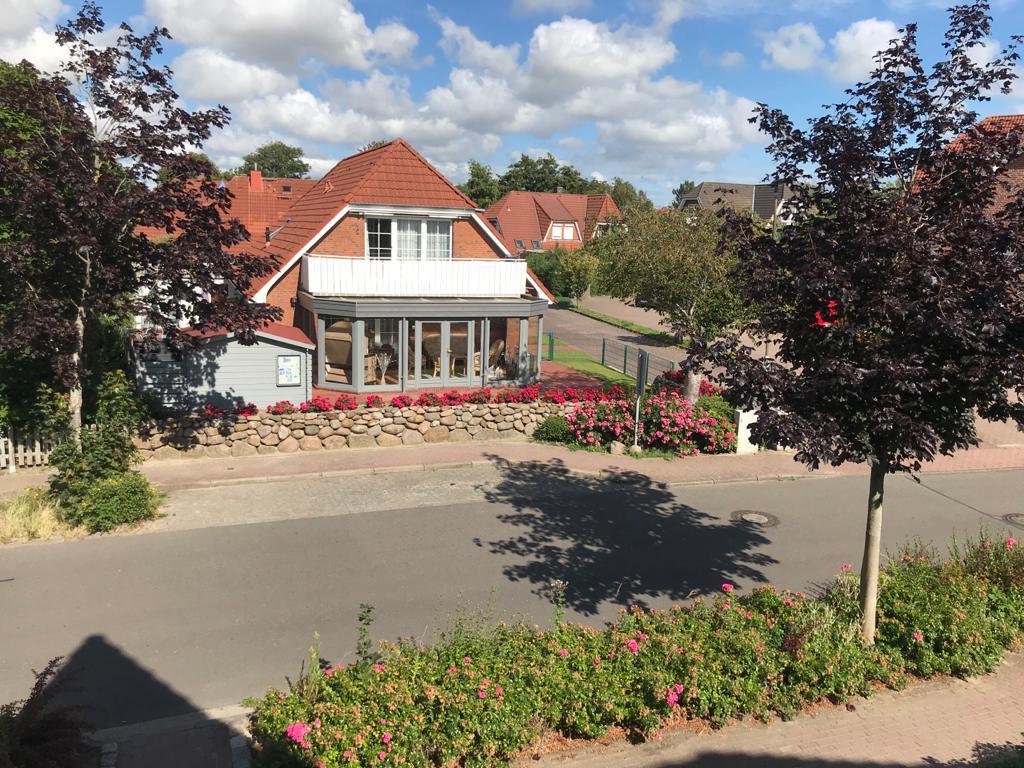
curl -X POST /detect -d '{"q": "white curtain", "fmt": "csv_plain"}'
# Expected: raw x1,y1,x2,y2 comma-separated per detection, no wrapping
395,220,421,260
425,220,451,260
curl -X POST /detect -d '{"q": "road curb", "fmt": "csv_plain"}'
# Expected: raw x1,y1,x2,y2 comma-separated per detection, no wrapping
94,705,251,768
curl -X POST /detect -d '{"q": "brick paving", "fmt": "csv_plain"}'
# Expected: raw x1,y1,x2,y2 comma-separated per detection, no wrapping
529,653,1024,767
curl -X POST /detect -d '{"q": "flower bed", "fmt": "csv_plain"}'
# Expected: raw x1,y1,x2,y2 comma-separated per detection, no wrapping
248,533,1023,766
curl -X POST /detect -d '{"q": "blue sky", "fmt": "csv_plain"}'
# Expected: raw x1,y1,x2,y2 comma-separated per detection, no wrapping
3,0,1022,204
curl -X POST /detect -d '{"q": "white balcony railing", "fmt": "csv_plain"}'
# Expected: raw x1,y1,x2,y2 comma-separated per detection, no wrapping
302,254,528,298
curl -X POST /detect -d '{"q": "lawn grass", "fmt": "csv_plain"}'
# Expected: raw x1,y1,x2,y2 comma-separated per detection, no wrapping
550,340,634,387
555,296,685,348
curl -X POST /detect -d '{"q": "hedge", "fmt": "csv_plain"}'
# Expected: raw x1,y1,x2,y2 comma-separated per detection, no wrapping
248,531,1023,767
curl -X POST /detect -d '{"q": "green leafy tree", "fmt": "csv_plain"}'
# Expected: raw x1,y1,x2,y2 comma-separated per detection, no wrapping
458,159,502,208
498,153,590,195
697,1,1024,641
599,206,750,401
671,180,697,208
603,177,653,212
237,140,310,178
557,248,598,308
526,247,571,297
156,151,221,184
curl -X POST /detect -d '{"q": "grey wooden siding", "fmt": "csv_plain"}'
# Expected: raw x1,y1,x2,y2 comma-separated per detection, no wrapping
136,336,312,411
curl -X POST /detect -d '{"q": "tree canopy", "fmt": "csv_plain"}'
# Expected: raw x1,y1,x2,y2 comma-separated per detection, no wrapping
671,180,696,208
695,0,1024,641
458,160,502,209
0,4,279,430
236,140,310,178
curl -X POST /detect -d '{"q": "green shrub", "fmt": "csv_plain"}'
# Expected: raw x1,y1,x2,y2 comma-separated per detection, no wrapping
249,534,1024,766
73,472,162,533
533,415,572,443
48,371,145,516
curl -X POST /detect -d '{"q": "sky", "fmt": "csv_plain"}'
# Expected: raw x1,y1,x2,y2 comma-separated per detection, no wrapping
2,0,1022,205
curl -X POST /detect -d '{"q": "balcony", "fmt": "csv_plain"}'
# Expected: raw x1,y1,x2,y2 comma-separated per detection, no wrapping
301,254,528,298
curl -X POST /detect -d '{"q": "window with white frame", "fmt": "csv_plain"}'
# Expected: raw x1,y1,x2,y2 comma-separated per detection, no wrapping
365,217,452,261
550,222,575,241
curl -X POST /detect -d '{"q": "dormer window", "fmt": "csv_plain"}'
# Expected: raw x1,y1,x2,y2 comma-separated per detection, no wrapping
531,240,541,249
282,185,292,193
550,223,575,241
366,217,451,261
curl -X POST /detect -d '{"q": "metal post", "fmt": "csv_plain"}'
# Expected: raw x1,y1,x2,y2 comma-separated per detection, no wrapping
623,344,629,375
601,337,606,366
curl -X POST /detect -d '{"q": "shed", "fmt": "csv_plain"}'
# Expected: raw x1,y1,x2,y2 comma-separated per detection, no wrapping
135,323,314,411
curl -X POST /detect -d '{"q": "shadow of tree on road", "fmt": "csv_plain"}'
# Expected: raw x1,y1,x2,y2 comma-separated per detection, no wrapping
475,456,777,616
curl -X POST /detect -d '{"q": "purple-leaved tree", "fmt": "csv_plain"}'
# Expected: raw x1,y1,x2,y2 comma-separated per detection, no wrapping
0,3,279,433
695,1,1024,641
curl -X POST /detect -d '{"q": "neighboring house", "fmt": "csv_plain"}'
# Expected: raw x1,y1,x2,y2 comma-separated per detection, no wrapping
483,190,620,254
677,181,793,225
138,139,552,406
948,114,1024,213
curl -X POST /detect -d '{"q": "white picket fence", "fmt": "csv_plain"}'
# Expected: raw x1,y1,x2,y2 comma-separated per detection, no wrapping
0,429,53,473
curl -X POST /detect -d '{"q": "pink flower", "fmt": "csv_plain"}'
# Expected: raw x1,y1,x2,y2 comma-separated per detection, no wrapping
721,583,735,592
840,563,853,573
783,598,793,606
285,722,312,745
373,663,385,672
478,689,487,698
313,718,321,729
1008,537,1017,552
913,630,924,643
626,638,640,655
593,657,601,665
324,667,334,677
722,602,730,610
378,751,387,761
665,689,679,706
463,656,472,664
382,732,392,744
558,648,569,657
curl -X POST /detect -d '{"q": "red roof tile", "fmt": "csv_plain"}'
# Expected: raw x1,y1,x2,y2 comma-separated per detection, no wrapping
184,321,313,348
483,191,621,253
254,140,481,294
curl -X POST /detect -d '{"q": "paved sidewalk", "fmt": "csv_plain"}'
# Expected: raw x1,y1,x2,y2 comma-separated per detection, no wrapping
529,653,1024,767
133,440,1024,493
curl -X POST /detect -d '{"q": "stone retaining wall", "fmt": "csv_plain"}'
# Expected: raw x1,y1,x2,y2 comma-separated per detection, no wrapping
136,402,572,460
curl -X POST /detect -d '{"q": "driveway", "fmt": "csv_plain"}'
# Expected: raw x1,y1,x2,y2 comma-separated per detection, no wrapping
1,464,1020,729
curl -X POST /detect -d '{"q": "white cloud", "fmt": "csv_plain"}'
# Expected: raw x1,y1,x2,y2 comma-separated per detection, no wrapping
828,18,899,83
719,50,745,68
174,47,296,102
514,0,591,11
0,0,65,40
0,0,66,71
968,37,1001,68
557,136,585,149
0,25,64,71
436,16,520,73
144,0,418,73
524,18,676,103
695,160,715,173
762,22,824,71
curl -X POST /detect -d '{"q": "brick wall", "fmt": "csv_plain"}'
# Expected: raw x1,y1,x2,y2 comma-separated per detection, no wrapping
313,214,363,256
454,219,503,259
266,263,300,325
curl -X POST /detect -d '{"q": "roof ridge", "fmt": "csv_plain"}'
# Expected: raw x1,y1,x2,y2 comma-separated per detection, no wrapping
344,139,404,203
392,139,480,209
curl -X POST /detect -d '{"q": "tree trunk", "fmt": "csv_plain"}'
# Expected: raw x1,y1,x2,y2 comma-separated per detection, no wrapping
68,246,92,439
683,369,702,404
858,460,887,643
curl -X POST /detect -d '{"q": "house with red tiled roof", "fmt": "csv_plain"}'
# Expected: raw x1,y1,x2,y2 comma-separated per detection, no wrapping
139,139,553,405
483,191,620,255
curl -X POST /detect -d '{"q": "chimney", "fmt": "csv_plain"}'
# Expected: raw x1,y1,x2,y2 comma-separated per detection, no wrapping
249,169,263,192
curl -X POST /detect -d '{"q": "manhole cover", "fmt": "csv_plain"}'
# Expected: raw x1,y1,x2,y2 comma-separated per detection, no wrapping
1001,513,1024,529
730,509,780,528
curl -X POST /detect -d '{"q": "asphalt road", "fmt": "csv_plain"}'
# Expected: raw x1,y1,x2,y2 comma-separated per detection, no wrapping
2,465,1022,729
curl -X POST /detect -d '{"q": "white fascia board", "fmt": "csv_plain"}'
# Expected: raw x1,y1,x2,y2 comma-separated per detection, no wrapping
472,212,513,257
526,271,554,306
252,205,350,303
349,203,474,219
